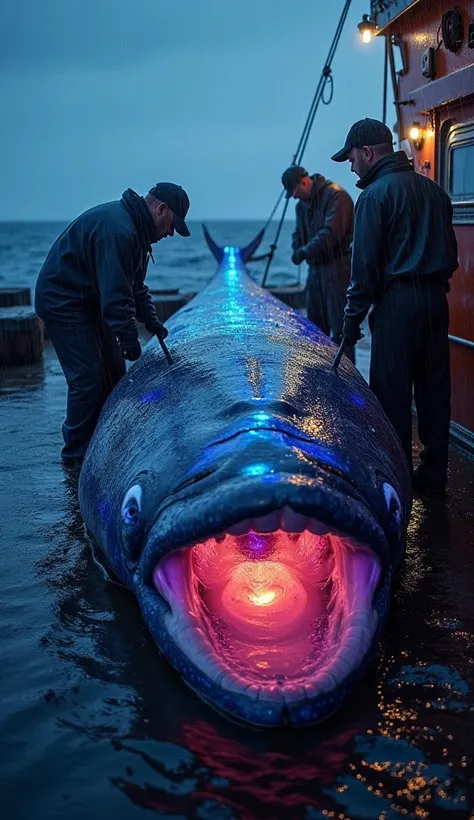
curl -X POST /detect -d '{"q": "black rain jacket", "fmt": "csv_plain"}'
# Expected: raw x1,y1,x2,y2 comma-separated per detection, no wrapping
292,174,354,281
345,151,459,326
35,189,158,347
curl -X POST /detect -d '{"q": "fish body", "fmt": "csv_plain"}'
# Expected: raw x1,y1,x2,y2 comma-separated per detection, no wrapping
78,240,411,727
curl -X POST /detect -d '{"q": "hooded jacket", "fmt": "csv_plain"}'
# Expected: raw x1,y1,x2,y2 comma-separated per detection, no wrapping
292,174,354,271
345,151,459,326
35,189,159,347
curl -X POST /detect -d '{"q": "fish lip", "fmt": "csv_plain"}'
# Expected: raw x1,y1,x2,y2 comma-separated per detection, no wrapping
138,472,389,586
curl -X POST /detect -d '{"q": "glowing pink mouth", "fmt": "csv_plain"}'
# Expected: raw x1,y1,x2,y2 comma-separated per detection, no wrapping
153,506,381,704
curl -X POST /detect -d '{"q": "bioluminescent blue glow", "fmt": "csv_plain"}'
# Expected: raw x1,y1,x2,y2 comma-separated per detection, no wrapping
223,246,247,323
241,463,273,477
253,411,271,423
246,532,270,553
348,392,366,408
141,387,166,403
260,474,283,484
288,438,347,473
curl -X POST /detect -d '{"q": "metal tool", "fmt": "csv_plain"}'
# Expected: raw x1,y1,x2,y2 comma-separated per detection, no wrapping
332,339,345,371
156,333,173,366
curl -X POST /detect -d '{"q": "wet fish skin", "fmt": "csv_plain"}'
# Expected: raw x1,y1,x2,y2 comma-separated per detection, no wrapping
78,241,411,727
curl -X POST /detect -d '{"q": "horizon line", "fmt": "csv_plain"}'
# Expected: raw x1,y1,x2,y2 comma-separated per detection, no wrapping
0,217,296,224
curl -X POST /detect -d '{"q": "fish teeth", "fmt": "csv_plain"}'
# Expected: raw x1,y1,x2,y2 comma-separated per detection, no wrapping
306,518,331,536
218,671,247,694
304,671,339,697
251,511,280,533
227,520,250,536
283,686,308,705
281,506,308,533
225,508,333,537
257,684,287,702
241,684,260,702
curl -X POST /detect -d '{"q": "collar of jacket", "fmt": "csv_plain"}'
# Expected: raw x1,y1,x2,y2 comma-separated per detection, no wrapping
308,173,331,199
121,188,156,253
298,174,331,208
356,150,413,190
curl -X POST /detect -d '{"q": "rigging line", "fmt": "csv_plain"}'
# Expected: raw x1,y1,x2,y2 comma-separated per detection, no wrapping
297,0,353,163
247,190,287,263
261,0,353,288
291,0,352,166
263,189,285,232
382,33,389,124
322,73,335,106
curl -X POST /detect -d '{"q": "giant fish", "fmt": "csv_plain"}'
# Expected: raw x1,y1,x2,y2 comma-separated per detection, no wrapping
78,231,411,728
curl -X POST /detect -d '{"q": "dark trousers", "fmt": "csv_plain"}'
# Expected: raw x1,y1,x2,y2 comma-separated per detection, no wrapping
369,281,451,488
307,265,355,364
46,317,126,461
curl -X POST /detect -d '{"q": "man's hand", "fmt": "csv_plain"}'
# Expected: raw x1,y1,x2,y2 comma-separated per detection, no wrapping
146,317,169,340
291,247,306,266
120,341,142,361
342,318,363,347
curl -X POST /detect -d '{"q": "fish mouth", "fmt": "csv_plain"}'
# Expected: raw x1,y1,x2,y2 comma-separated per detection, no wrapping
140,476,387,726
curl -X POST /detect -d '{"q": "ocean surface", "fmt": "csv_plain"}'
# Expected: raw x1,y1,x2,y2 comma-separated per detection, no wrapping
0,220,302,297
1,221,474,819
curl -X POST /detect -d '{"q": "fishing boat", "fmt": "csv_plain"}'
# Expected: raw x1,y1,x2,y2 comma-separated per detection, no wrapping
359,0,474,448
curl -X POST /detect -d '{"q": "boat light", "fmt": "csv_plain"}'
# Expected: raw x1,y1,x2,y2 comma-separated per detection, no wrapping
358,14,377,43
409,122,425,150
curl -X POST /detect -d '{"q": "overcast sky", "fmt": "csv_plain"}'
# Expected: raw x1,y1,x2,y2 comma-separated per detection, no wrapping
0,0,391,221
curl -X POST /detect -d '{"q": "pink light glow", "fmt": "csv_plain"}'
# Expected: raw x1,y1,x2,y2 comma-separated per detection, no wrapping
154,527,380,689
220,560,308,641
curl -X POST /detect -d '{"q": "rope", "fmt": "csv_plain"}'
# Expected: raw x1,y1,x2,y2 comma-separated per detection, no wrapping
247,190,286,264
261,0,353,288
263,189,285,233
322,72,334,106
382,34,388,124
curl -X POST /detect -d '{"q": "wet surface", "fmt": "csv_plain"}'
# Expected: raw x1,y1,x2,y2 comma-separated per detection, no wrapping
1,342,474,819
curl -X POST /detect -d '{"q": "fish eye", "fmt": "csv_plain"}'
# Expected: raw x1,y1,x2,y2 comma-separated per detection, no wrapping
382,482,401,528
121,485,142,526
121,484,144,564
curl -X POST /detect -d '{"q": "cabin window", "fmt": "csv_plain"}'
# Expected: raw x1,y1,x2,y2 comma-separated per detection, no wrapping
450,143,474,198
443,121,474,223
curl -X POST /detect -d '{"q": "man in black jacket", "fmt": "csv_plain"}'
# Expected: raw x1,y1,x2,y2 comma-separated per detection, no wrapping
35,182,190,465
332,118,458,496
281,166,355,363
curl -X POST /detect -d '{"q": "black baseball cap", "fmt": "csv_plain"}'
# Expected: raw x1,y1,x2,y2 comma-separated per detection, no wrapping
281,166,309,198
148,182,190,237
331,118,393,162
